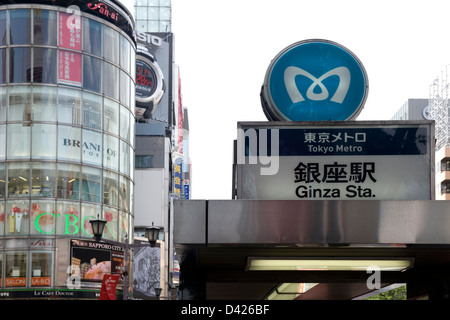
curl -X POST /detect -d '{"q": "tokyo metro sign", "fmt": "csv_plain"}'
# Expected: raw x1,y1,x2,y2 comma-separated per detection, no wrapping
261,39,369,121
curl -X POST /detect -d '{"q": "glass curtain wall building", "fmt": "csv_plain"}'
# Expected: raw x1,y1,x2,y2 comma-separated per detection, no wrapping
0,1,136,298
134,0,171,32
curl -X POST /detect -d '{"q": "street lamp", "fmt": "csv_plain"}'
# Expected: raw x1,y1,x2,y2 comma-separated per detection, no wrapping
89,219,161,300
90,218,107,242
145,222,160,247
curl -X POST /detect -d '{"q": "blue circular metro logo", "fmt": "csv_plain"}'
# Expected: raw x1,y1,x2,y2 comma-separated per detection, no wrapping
262,39,368,121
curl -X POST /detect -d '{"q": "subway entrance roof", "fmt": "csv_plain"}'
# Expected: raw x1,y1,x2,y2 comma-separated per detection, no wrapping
174,200,450,300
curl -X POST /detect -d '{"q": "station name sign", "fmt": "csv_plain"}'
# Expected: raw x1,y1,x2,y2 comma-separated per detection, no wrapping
235,121,434,200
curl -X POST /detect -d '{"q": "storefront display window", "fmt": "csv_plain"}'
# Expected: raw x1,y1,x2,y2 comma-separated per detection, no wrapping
81,202,101,237
6,200,29,236
33,10,57,46
32,86,57,122
7,163,30,198
9,10,31,45
5,252,27,287
102,206,118,241
0,201,5,236
56,201,80,236
31,252,53,287
30,200,55,236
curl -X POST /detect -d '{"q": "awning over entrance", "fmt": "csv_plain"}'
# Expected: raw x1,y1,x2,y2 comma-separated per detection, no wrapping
174,200,450,300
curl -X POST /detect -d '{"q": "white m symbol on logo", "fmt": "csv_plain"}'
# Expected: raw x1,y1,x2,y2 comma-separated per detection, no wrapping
284,66,351,104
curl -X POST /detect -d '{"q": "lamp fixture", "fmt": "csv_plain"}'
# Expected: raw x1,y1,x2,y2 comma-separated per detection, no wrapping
145,222,160,247
89,217,107,242
247,257,414,272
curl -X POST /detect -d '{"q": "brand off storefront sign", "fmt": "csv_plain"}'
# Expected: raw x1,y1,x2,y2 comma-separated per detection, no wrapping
236,121,434,200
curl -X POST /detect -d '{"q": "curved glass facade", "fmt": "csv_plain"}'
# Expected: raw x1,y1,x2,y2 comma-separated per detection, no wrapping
0,3,135,296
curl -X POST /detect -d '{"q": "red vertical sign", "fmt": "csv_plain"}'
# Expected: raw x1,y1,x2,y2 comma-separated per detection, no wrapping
58,12,82,87
58,12,81,50
99,274,121,300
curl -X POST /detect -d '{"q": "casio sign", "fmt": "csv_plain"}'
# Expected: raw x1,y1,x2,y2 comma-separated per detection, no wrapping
134,30,162,47
261,39,369,121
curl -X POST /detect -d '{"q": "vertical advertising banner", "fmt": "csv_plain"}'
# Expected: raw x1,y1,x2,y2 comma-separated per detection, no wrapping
173,157,183,196
58,11,82,86
99,274,120,300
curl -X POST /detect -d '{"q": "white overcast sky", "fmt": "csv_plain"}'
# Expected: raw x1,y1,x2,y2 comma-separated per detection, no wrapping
122,0,450,200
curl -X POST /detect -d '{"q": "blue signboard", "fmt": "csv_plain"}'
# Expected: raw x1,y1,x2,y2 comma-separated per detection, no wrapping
261,39,368,121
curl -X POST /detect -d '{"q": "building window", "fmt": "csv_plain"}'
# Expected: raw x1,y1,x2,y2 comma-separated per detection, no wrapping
32,86,57,122
31,252,53,287
81,166,101,203
441,181,450,194
33,10,57,46
8,86,32,122
6,200,29,236
441,159,450,172
9,47,31,83
33,48,57,84
7,162,30,198
5,252,27,287
57,163,81,200
58,88,81,125
9,10,31,45
31,162,56,198
136,155,154,168
83,18,102,57
7,123,31,159
31,124,57,159
83,55,102,93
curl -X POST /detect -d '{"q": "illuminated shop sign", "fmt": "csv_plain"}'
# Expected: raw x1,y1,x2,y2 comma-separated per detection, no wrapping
3,0,135,41
261,39,368,121
236,121,434,200
5,203,121,238
70,239,124,282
